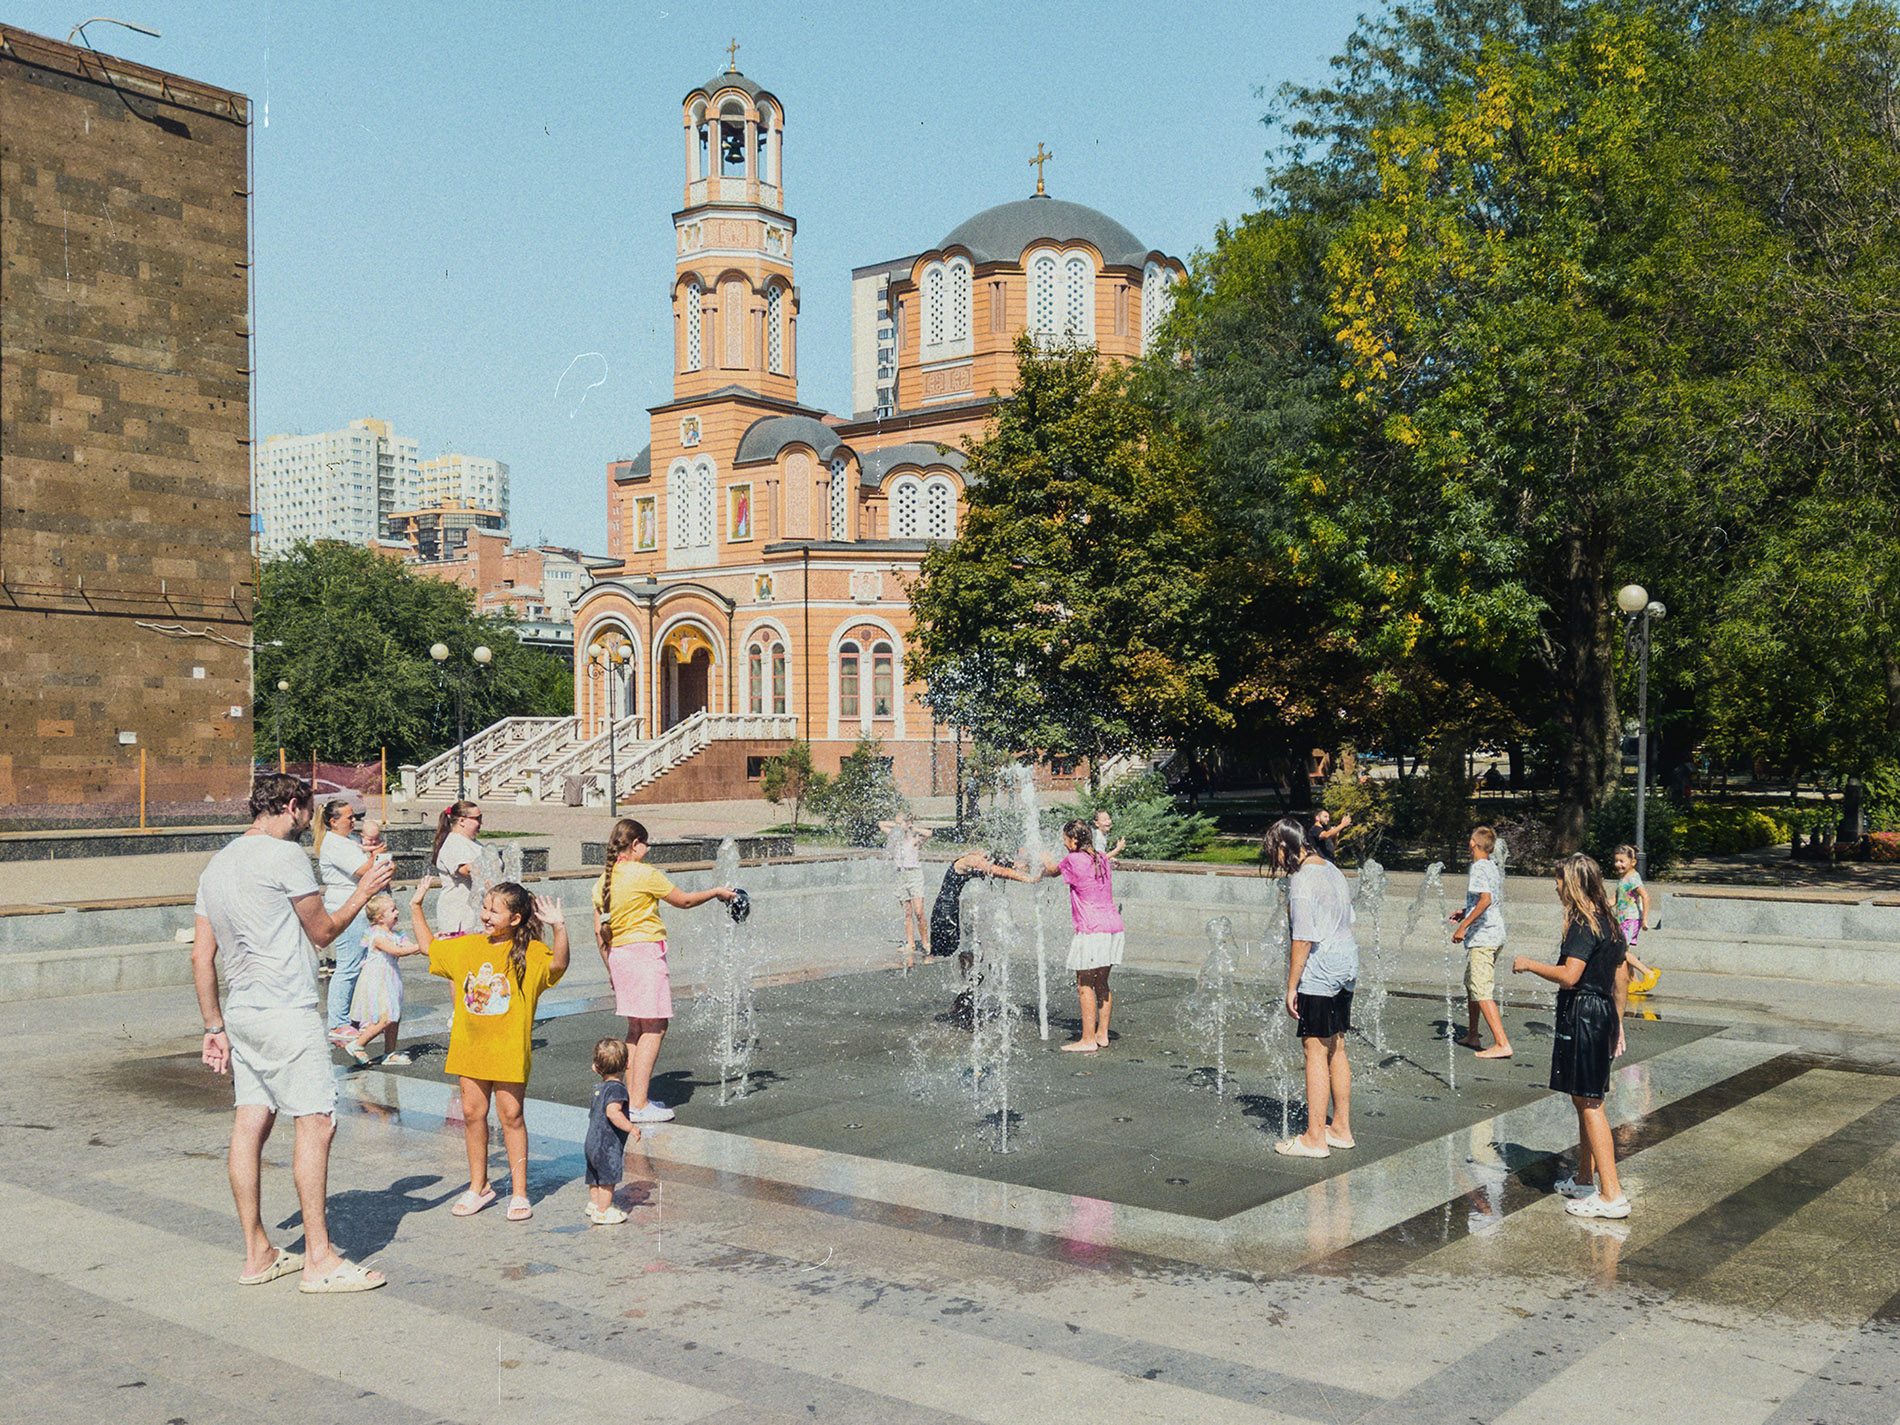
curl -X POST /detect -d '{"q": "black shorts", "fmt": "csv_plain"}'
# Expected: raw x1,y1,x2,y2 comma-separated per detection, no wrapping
1296,989,1353,1040
1549,989,1617,1099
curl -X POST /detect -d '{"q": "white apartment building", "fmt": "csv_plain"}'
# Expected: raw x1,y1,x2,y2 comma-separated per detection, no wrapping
255,418,419,555
418,452,510,523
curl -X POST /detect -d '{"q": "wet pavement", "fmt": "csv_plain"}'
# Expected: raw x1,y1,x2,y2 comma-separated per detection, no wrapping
2,975,1898,1423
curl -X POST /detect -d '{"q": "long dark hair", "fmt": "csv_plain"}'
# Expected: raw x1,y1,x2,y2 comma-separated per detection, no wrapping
1262,815,1320,876
1062,818,1108,880
597,818,650,931
486,881,541,987
432,799,479,870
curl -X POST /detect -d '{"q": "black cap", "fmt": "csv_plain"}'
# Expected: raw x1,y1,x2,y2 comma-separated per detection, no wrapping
728,887,751,923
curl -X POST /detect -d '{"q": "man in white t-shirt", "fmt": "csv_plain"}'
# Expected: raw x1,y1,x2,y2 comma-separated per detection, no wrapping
193,773,393,1293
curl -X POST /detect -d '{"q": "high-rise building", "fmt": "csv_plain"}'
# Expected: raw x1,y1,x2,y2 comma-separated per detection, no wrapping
418,452,509,524
255,418,419,555
850,256,914,419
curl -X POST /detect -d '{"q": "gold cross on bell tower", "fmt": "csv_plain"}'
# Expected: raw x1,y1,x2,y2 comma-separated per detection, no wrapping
1029,143,1054,195
726,37,741,71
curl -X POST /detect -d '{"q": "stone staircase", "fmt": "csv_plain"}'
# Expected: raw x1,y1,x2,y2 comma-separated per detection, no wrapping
401,711,798,806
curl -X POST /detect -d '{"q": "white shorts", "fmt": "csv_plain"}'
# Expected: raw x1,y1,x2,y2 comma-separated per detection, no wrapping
225,1004,337,1118
896,867,925,902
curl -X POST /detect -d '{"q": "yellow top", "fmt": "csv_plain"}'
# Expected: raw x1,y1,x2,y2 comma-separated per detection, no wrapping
592,860,676,946
428,932,562,1084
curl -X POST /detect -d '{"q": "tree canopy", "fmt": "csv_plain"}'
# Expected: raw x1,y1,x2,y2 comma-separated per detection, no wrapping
914,0,1900,839
254,542,571,768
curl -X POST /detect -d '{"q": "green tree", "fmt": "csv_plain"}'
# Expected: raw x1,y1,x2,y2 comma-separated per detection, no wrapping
253,541,571,769
1163,0,1900,846
811,736,903,846
760,741,822,833
909,339,1240,775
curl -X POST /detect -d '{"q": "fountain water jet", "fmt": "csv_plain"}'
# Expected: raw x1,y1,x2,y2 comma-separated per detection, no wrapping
703,838,759,1105
1182,917,1240,1100
1251,877,1299,1138
1353,858,1391,1053
1007,765,1053,1041
963,880,1024,1152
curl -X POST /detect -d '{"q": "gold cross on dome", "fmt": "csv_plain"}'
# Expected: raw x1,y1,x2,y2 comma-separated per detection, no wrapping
1030,143,1053,194
726,37,741,71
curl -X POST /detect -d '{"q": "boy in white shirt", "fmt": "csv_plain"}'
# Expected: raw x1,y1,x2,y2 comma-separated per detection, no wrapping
1450,825,1513,1058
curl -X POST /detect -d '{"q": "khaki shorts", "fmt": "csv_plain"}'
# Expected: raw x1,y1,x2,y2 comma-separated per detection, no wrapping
225,1004,337,1118
1464,942,1505,1003
895,867,925,903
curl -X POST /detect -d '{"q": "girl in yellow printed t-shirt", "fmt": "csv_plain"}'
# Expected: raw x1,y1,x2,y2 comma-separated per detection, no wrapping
411,877,569,1222
593,818,735,1124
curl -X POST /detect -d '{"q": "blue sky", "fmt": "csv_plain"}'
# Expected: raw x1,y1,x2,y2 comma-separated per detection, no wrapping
12,1,1376,552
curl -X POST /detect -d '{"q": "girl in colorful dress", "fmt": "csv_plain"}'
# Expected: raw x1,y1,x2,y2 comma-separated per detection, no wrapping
411,876,569,1222
1512,852,1631,1219
1041,819,1124,1053
1612,845,1660,992
344,893,422,1065
593,819,736,1124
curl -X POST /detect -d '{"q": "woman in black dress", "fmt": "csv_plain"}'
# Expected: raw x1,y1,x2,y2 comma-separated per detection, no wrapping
1512,853,1631,1219
928,849,1035,1022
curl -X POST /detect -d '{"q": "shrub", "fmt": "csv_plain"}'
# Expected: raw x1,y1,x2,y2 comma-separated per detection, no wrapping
811,736,904,847
760,741,822,833
1583,789,1681,875
1679,805,1789,856
1862,764,1900,834
1490,813,1560,875
1869,832,1900,863
1057,772,1217,862
1320,758,1390,864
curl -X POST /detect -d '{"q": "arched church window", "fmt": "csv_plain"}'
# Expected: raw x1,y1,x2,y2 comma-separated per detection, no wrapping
1064,254,1094,340
1142,262,1173,353
924,264,945,348
685,281,702,371
748,644,764,713
839,641,861,718
766,284,784,373
693,460,715,547
892,476,922,538
924,476,956,538
871,642,894,717
949,259,971,342
668,463,689,548
1029,252,1059,336
771,645,786,714
829,457,850,540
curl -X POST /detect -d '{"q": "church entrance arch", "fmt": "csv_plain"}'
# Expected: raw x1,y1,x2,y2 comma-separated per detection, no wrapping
659,621,719,730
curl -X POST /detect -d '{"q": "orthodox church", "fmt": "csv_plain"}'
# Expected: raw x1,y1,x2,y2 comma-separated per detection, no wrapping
570,57,1183,796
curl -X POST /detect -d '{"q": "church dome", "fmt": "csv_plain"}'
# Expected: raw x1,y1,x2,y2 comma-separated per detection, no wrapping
939,195,1151,268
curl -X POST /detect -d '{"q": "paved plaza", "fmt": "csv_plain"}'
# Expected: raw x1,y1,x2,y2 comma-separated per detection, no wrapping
5,945,1900,1424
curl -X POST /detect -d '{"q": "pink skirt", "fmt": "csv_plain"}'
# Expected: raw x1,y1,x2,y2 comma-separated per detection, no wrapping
608,940,672,1020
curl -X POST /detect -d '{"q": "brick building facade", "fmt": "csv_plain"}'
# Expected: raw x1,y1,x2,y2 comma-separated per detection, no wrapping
0,27,253,821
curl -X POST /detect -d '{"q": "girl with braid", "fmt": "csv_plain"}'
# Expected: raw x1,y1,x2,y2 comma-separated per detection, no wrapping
593,819,736,1123
1040,819,1125,1052
411,877,568,1221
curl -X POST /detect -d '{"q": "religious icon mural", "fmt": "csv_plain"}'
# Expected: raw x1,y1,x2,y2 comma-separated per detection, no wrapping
728,483,752,541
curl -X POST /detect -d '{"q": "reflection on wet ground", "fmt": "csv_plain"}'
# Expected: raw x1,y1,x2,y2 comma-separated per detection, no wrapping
371,967,1712,1221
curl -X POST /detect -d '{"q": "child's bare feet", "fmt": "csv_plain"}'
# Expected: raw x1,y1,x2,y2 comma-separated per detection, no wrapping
1475,1044,1514,1059
1454,1034,1484,1051
1059,1039,1098,1053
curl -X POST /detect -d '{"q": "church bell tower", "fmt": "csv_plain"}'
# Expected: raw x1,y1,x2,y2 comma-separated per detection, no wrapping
672,49,798,405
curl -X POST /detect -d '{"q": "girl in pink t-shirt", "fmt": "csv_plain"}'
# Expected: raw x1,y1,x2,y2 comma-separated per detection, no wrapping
1041,818,1125,1053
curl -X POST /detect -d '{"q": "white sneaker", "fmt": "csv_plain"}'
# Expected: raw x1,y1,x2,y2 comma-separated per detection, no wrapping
626,1100,676,1123
1553,1174,1595,1199
1565,1192,1631,1219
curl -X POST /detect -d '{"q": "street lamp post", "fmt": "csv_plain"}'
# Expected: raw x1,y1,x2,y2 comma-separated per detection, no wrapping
274,679,289,768
431,642,493,801
1616,584,1666,877
588,638,633,816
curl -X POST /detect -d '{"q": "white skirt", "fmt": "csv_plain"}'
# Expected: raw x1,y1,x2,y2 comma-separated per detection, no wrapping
1066,930,1125,972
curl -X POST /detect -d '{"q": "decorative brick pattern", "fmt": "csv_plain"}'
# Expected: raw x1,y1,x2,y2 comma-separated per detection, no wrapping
0,28,253,816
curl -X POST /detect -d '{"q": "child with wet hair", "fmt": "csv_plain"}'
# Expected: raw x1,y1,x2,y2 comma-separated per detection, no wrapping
584,1038,637,1225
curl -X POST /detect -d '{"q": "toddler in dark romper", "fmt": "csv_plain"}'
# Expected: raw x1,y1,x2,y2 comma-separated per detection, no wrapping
585,1037,636,1225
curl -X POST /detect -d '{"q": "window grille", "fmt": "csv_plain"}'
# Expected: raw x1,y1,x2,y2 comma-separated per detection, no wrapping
924,265,944,347
892,477,921,538
1030,253,1058,334
1064,255,1093,339
925,477,955,538
830,458,850,539
766,285,784,373
949,261,971,342
685,282,701,370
